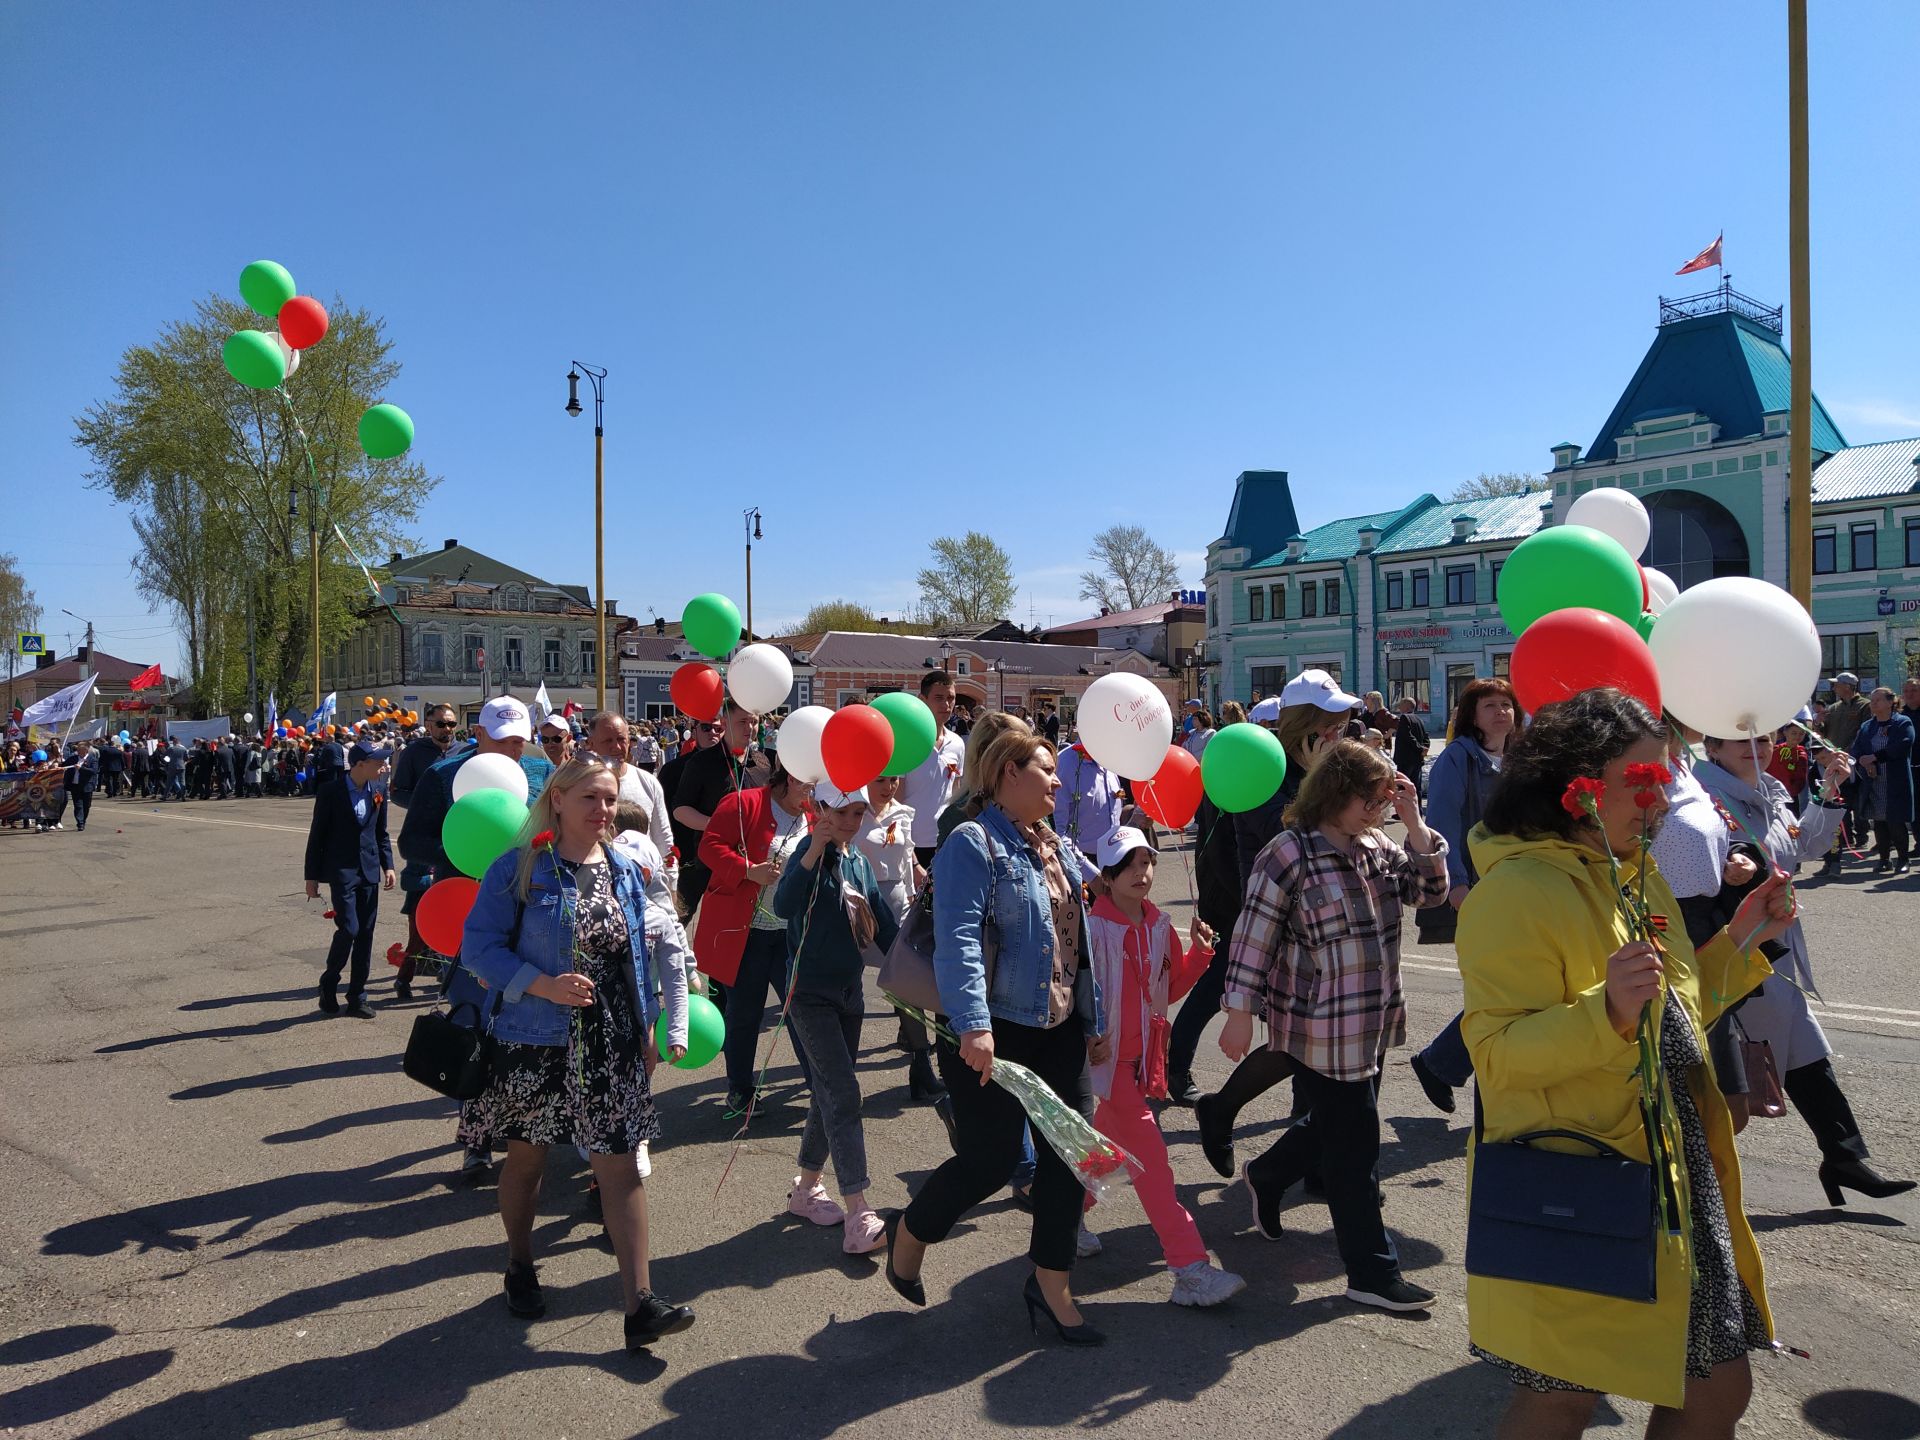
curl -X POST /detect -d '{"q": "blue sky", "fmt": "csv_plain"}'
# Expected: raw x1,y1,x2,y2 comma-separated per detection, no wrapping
4,2,1918,671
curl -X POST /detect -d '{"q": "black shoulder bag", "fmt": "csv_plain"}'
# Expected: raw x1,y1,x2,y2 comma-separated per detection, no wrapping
402,897,518,1100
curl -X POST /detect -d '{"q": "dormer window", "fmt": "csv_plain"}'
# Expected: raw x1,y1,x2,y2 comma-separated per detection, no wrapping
1285,536,1307,562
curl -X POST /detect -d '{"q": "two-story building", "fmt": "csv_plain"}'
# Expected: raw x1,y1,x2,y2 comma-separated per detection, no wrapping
1038,593,1206,698
1203,283,1920,721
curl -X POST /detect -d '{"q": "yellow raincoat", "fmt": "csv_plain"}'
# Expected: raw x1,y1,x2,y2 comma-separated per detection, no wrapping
1458,825,1774,1408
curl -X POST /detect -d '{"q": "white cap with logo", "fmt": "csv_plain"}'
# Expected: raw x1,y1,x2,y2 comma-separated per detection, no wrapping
813,780,869,811
478,695,533,741
1281,668,1362,714
1096,825,1155,871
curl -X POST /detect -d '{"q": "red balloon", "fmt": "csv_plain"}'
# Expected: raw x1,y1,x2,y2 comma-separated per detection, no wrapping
278,295,329,349
821,705,894,791
1510,607,1661,717
1137,744,1203,828
417,876,480,957
669,662,725,723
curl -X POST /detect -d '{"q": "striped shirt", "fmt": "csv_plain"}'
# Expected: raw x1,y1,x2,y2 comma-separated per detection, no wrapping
1224,826,1449,1080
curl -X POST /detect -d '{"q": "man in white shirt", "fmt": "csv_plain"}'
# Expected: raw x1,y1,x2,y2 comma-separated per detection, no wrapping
581,711,677,875
898,670,968,868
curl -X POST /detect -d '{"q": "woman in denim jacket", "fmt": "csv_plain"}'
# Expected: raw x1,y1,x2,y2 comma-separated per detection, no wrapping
888,729,1110,1345
460,758,694,1353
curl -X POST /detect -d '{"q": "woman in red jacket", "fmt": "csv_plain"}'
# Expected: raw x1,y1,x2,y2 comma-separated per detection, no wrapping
696,762,816,1117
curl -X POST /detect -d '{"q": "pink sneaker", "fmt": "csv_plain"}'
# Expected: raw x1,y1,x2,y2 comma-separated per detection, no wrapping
843,1209,887,1254
787,1179,846,1227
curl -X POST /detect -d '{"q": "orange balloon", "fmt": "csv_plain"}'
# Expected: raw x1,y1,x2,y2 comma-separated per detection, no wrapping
362,696,375,708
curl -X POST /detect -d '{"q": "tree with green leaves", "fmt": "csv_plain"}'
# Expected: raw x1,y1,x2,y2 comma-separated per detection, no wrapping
917,532,1017,627
74,296,435,712
1078,523,1181,612
1,552,40,711
1448,471,1542,501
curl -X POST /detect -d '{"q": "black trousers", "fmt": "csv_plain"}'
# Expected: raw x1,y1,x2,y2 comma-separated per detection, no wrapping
1869,821,1910,866
1168,925,1233,1078
905,1013,1091,1272
68,789,93,830
1783,1057,1870,1162
323,879,380,1002
1249,1064,1399,1289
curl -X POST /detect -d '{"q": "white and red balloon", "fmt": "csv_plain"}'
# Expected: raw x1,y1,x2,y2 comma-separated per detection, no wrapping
1076,673,1173,780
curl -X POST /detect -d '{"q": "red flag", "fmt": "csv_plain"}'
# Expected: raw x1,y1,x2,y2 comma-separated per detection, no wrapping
129,663,162,691
1675,233,1723,275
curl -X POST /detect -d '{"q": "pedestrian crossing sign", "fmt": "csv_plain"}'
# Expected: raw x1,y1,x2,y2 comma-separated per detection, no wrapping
17,633,45,656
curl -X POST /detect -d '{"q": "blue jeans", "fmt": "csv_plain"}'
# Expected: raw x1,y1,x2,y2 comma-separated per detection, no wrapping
1011,1125,1037,1192
1418,1012,1473,1089
722,927,812,1099
788,981,868,1194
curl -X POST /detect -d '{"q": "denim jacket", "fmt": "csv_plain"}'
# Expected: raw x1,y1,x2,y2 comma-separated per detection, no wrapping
932,803,1104,1037
458,845,657,1046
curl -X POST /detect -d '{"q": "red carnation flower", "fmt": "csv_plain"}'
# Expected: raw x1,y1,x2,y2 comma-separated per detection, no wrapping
1633,790,1661,809
1560,777,1606,817
1623,762,1672,789
531,829,556,848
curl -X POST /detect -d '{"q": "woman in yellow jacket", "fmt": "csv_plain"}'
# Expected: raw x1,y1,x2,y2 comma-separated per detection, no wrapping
1457,689,1798,1438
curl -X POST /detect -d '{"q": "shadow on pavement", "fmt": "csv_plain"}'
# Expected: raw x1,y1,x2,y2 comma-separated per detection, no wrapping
178,986,319,1012
263,1097,458,1145
169,1053,398,1100
0,1324,117,1366
1748,1208,1905,1233
1803,1388,1920,1439
1321,1362,1628,1437
0,1347,173,1429
97,1011,329,1053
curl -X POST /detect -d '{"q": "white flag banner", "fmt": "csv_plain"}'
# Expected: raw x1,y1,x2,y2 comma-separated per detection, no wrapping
20,674,98,729
313,691,338,724
533,681,553,727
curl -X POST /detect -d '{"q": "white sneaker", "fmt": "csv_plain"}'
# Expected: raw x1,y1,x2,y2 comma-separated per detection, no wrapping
1075,1224,1103,1258
1169,1260,1247,1307
787,1179,846,1227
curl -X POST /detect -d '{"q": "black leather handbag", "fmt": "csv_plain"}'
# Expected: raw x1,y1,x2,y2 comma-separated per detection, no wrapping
403,1000,496,1100
1465,1090,1658,1303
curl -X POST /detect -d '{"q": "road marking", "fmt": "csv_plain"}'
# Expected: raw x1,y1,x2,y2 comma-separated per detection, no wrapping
116,808,309,835
1815,1000,1920,1018
1402,962,1920,1026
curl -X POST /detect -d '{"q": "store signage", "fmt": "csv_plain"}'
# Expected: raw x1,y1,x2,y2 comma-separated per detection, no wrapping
1378,620,1513,647
1876,590,1919,616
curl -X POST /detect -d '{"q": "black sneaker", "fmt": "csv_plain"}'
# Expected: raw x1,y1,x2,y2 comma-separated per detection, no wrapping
317,989,340,1015
343,999,376,1019
722,1090,754,1119
1409,1051,1457,1115
1194,1093,1235,1179
1346,1277,1434,1312
932,1093,959,1152
504,1260,545,1317
394,981,414,1001
1240,1159,1283,1241
1165,1071,1202,1107
625,1291,695,1349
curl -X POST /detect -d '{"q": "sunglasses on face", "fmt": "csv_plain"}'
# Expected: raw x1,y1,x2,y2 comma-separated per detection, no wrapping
432,721,456,729
701,723,724,734
541,735,569,747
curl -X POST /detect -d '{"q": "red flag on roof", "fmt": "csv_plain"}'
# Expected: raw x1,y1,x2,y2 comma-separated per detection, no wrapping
1675,233,1723,276
129,663,163,691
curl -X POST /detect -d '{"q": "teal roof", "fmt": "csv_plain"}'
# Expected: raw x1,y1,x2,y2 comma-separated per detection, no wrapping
1221,470,1301,560
1812,437,1920,504
1587,308,1846,461
1374,487,1552,555
1250,496,1437,568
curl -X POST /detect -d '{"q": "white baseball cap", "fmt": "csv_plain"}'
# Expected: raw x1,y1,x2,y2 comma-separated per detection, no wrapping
1281,668,1362,714
478,695,533,741
813,780,869,811
1096,825,1155,871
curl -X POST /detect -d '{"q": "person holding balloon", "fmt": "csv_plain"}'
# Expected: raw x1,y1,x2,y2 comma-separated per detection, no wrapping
855,773,946,1105
459,758,695,1352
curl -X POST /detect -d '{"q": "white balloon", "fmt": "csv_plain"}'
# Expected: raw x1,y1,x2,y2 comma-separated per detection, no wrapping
727,643,794,714
452,750,531,805
271,331,300,377
1566,487,1651,560
776,705,833,784
1076,672,1173,781
1650,578,1820,738
242,711,255,724
1644,568,1680,615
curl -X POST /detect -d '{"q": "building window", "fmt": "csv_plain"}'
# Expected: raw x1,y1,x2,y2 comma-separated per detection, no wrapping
1491,652,1511,679
580,638,597,677
420,633,443,672
1250,665,1288,697
544,638,562,674
1410,570,1430,607
1323,578,1341,616
1248,586,1265,623
956,658,971,676
1318,660,1343,685
1386,655,1429,712
1207,590,1217,629
1490,559,1503,600
1812,528,1836,575
1907,517,1920,566
1850,523,1877,572
1385,573,1405,610
1445,663,1478,717
1445,566,1475,606
464,634,484,673
1300,583,1318,618
504,636,523,673
1820,633,1879,689
1270,584,1286,620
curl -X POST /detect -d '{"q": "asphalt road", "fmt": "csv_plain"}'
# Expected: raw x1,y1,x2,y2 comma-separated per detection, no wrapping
1,796,1915,1439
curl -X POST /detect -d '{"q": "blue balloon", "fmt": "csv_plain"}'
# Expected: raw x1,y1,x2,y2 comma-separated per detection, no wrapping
295,771,308,782
31,749,47,762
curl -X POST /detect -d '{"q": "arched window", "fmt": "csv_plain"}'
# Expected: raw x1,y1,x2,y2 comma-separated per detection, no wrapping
1643,491,1750,592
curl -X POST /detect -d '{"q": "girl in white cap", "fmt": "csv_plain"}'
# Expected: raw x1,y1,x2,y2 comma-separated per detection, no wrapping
1085,827,1245,1307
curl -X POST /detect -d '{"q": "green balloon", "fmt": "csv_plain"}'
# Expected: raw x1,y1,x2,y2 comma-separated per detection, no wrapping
358,403,415,459
662,992,725,1069
682,593,743,659
1496,525,1643,636
239,260,297,318
874,691,938,776
444,788,526,879
1201,722,1288,813
1635,610,1658,642
223,330,286,390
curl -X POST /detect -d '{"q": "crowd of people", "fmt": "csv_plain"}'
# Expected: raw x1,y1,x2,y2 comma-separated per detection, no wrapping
261,660,1917,1431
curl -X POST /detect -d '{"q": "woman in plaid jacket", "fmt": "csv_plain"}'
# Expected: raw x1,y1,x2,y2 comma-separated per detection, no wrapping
1221,739,1450,1312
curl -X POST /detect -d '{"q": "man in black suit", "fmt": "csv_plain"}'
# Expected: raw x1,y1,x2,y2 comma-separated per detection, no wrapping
64,741,100,831
304,741,397,1018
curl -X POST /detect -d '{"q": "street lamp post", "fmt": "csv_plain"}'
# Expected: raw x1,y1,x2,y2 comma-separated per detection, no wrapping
743,508,763,641
991,658,1006,709
566,364,609,714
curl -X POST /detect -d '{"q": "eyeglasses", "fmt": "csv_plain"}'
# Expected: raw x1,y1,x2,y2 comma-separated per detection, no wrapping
1362,789,1395,810
700,723,724,734
432,721,456,730
540,735,569,747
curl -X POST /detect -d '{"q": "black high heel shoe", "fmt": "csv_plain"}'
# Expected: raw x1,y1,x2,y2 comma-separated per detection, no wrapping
1022,1273,1105,1346
1819,1157,1917,1207
881,1210,925,1307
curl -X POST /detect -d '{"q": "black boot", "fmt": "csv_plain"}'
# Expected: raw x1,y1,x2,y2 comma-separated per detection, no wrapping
907,1048,947,1102
1164,1070,1202,1107
1782,1058,1915,1205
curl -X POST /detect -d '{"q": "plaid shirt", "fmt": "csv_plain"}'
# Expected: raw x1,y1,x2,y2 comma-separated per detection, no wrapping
1224,826,1449,1080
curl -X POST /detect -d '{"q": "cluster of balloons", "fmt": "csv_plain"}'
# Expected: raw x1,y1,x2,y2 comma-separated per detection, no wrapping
222,259,415,461
1070,671,1290,820
363,696,421,727
1501,488,1820,738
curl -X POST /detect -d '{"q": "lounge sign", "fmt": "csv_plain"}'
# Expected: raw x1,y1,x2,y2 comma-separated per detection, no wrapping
1378,620,1513,648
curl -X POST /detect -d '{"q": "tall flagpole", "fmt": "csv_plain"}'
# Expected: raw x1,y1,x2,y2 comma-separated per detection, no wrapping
1787,0,1813,607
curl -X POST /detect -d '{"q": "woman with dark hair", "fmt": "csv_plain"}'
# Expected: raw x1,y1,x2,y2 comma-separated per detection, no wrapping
1848,686,1915,872
1460,690,1796,1433
1407,677,1522,1111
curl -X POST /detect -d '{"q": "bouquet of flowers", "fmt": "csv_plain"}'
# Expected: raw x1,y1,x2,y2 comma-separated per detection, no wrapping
884,995,1140,1204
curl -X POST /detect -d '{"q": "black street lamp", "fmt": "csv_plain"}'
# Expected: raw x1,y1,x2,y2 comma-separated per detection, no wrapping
564,363,608,713
744,507,763,640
